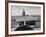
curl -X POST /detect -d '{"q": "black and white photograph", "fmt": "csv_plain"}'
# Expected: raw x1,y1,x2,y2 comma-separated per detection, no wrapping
8,2,44,35
11,6,41,31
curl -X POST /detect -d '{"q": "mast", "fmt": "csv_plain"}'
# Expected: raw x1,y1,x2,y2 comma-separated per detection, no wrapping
22,9,26,25
23,9,25,16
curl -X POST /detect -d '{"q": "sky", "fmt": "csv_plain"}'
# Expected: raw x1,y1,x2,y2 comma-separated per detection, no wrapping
11,5,41,16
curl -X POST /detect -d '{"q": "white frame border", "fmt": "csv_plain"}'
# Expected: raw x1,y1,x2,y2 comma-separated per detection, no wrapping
8,3,43,34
